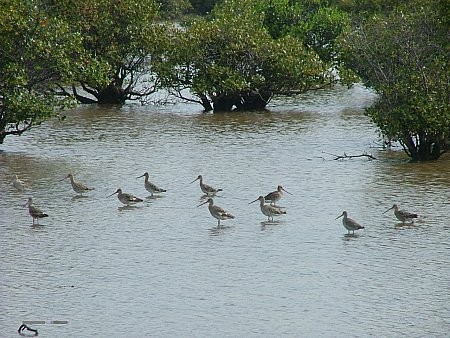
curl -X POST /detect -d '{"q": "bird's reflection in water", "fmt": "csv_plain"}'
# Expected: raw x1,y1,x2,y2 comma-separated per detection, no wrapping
208,225,234,236
118,205,140,212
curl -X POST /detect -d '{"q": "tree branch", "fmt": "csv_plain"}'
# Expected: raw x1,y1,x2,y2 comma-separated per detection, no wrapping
72,85,97,104
170,88,203,105
322,151,377,160
79,82,99,98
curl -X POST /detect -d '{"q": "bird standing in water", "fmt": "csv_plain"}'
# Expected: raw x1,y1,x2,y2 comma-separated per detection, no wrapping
249,196,286,222
60,173,94,195
24,197,48,225
383,204,418,223
108,188,143,206
12,175,26,191
190,175,222,196
335,211,365,234
264,185,292,206
136,172,166,196
197,198,234,226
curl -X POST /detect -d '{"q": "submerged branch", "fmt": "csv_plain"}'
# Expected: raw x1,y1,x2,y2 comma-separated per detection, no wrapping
72,85,97,104
322,151,377,160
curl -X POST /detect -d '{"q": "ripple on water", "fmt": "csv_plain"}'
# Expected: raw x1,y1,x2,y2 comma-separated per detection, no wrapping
1,85,449,337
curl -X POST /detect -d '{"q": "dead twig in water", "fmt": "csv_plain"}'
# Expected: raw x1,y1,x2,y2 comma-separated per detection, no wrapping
322,151,377,160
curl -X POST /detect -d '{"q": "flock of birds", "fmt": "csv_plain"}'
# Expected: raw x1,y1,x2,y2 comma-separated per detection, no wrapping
190,176,293,226
11,173,419,231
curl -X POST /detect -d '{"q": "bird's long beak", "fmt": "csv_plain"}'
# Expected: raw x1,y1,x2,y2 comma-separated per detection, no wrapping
382,206,393,214
190,177,199,184
282,187,293,195
335,213,344,220
107,191,118,197
136,174,144,179
59,176,68,182
249,198,259,204
197,200,208,207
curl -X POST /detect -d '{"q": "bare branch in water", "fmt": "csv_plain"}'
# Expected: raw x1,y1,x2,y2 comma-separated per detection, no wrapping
322,151,377,160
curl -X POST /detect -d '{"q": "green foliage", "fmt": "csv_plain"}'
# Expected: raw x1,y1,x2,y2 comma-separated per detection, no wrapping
4,0,446,156
188,0,220,15
0,0,79,144
159,0,193,19
260,0,351,62
156,0,336,111
262,0,305,39
339,0,449,161
330,0,411,18
301,6,351,63
47,0,169,104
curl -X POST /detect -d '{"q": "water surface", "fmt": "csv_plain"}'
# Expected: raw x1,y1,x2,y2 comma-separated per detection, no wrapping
1,84,449,337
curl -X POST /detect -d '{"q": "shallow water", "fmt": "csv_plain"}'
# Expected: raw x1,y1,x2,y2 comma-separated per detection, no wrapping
1,84,449,337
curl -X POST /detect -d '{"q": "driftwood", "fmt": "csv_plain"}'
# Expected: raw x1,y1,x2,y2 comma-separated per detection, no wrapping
322,151,377,160
18,324,38,336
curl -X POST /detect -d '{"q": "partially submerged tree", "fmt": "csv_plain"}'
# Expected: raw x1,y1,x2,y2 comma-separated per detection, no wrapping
340,1,449,161
155,0,343,112
0,0,80,144
49,0,169,104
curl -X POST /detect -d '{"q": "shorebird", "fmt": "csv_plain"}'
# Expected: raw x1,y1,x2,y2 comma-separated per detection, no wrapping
136,172,166,196
108,188,143,206
264,185,292,206
197,198,234,226
23,197,48,225
383,204,418,223
249,195,286,222
12,174,26,191
335,211,365,234
190,175,222,195
60,173,94,195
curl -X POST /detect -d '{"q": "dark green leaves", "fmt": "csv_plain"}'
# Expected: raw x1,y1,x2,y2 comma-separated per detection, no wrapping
339,0,449,160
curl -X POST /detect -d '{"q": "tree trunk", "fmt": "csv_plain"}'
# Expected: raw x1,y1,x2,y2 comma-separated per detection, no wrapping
96,84,127,104
199,94,213,112
403,132,444,161
237,91,272,111
212,91,272,112
212,94,239,112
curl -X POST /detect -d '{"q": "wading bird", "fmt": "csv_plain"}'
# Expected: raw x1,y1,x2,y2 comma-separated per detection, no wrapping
249,195,286,222
136,172,166,196
24,197,48,225
335,211,365,234
383,204,418,223
60,173,94,195
190,175,222,196
264,185,292,206
108,188,143,206
12,175,26,191
197,198,234,226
